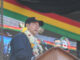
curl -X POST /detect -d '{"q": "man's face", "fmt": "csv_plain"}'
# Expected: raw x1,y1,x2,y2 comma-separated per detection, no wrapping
26,22,40,35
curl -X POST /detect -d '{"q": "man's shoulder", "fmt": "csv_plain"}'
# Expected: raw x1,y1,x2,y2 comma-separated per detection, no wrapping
14,32,26,38
11,32,28,45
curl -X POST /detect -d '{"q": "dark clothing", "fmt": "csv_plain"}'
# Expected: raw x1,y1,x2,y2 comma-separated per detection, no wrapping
10,33,33,60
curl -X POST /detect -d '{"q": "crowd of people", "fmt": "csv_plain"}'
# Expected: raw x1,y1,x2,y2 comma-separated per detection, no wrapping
54,37,70,52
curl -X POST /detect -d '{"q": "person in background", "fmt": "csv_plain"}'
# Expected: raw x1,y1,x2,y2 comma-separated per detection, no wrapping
10,17,44,60
54,39,62,47
60,36,70,52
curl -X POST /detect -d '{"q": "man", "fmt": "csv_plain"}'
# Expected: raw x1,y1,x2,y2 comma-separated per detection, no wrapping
10,17,44,60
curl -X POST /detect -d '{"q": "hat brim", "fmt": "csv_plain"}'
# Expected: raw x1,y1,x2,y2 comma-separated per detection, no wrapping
25,17,44,26
30,20,44,26
38,21,44,26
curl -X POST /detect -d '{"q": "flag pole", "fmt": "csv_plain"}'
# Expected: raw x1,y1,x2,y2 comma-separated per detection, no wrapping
0,0,4,60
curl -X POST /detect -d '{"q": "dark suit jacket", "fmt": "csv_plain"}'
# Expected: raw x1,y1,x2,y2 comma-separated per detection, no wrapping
10,33,33,60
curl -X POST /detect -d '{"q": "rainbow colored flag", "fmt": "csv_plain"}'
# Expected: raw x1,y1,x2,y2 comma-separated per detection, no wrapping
0,0,80,41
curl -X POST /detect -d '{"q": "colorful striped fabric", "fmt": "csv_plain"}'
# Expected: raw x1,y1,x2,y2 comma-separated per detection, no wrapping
1,0,80,41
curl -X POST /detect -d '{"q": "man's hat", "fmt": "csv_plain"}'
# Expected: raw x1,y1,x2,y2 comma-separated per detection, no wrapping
25,17,44,26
